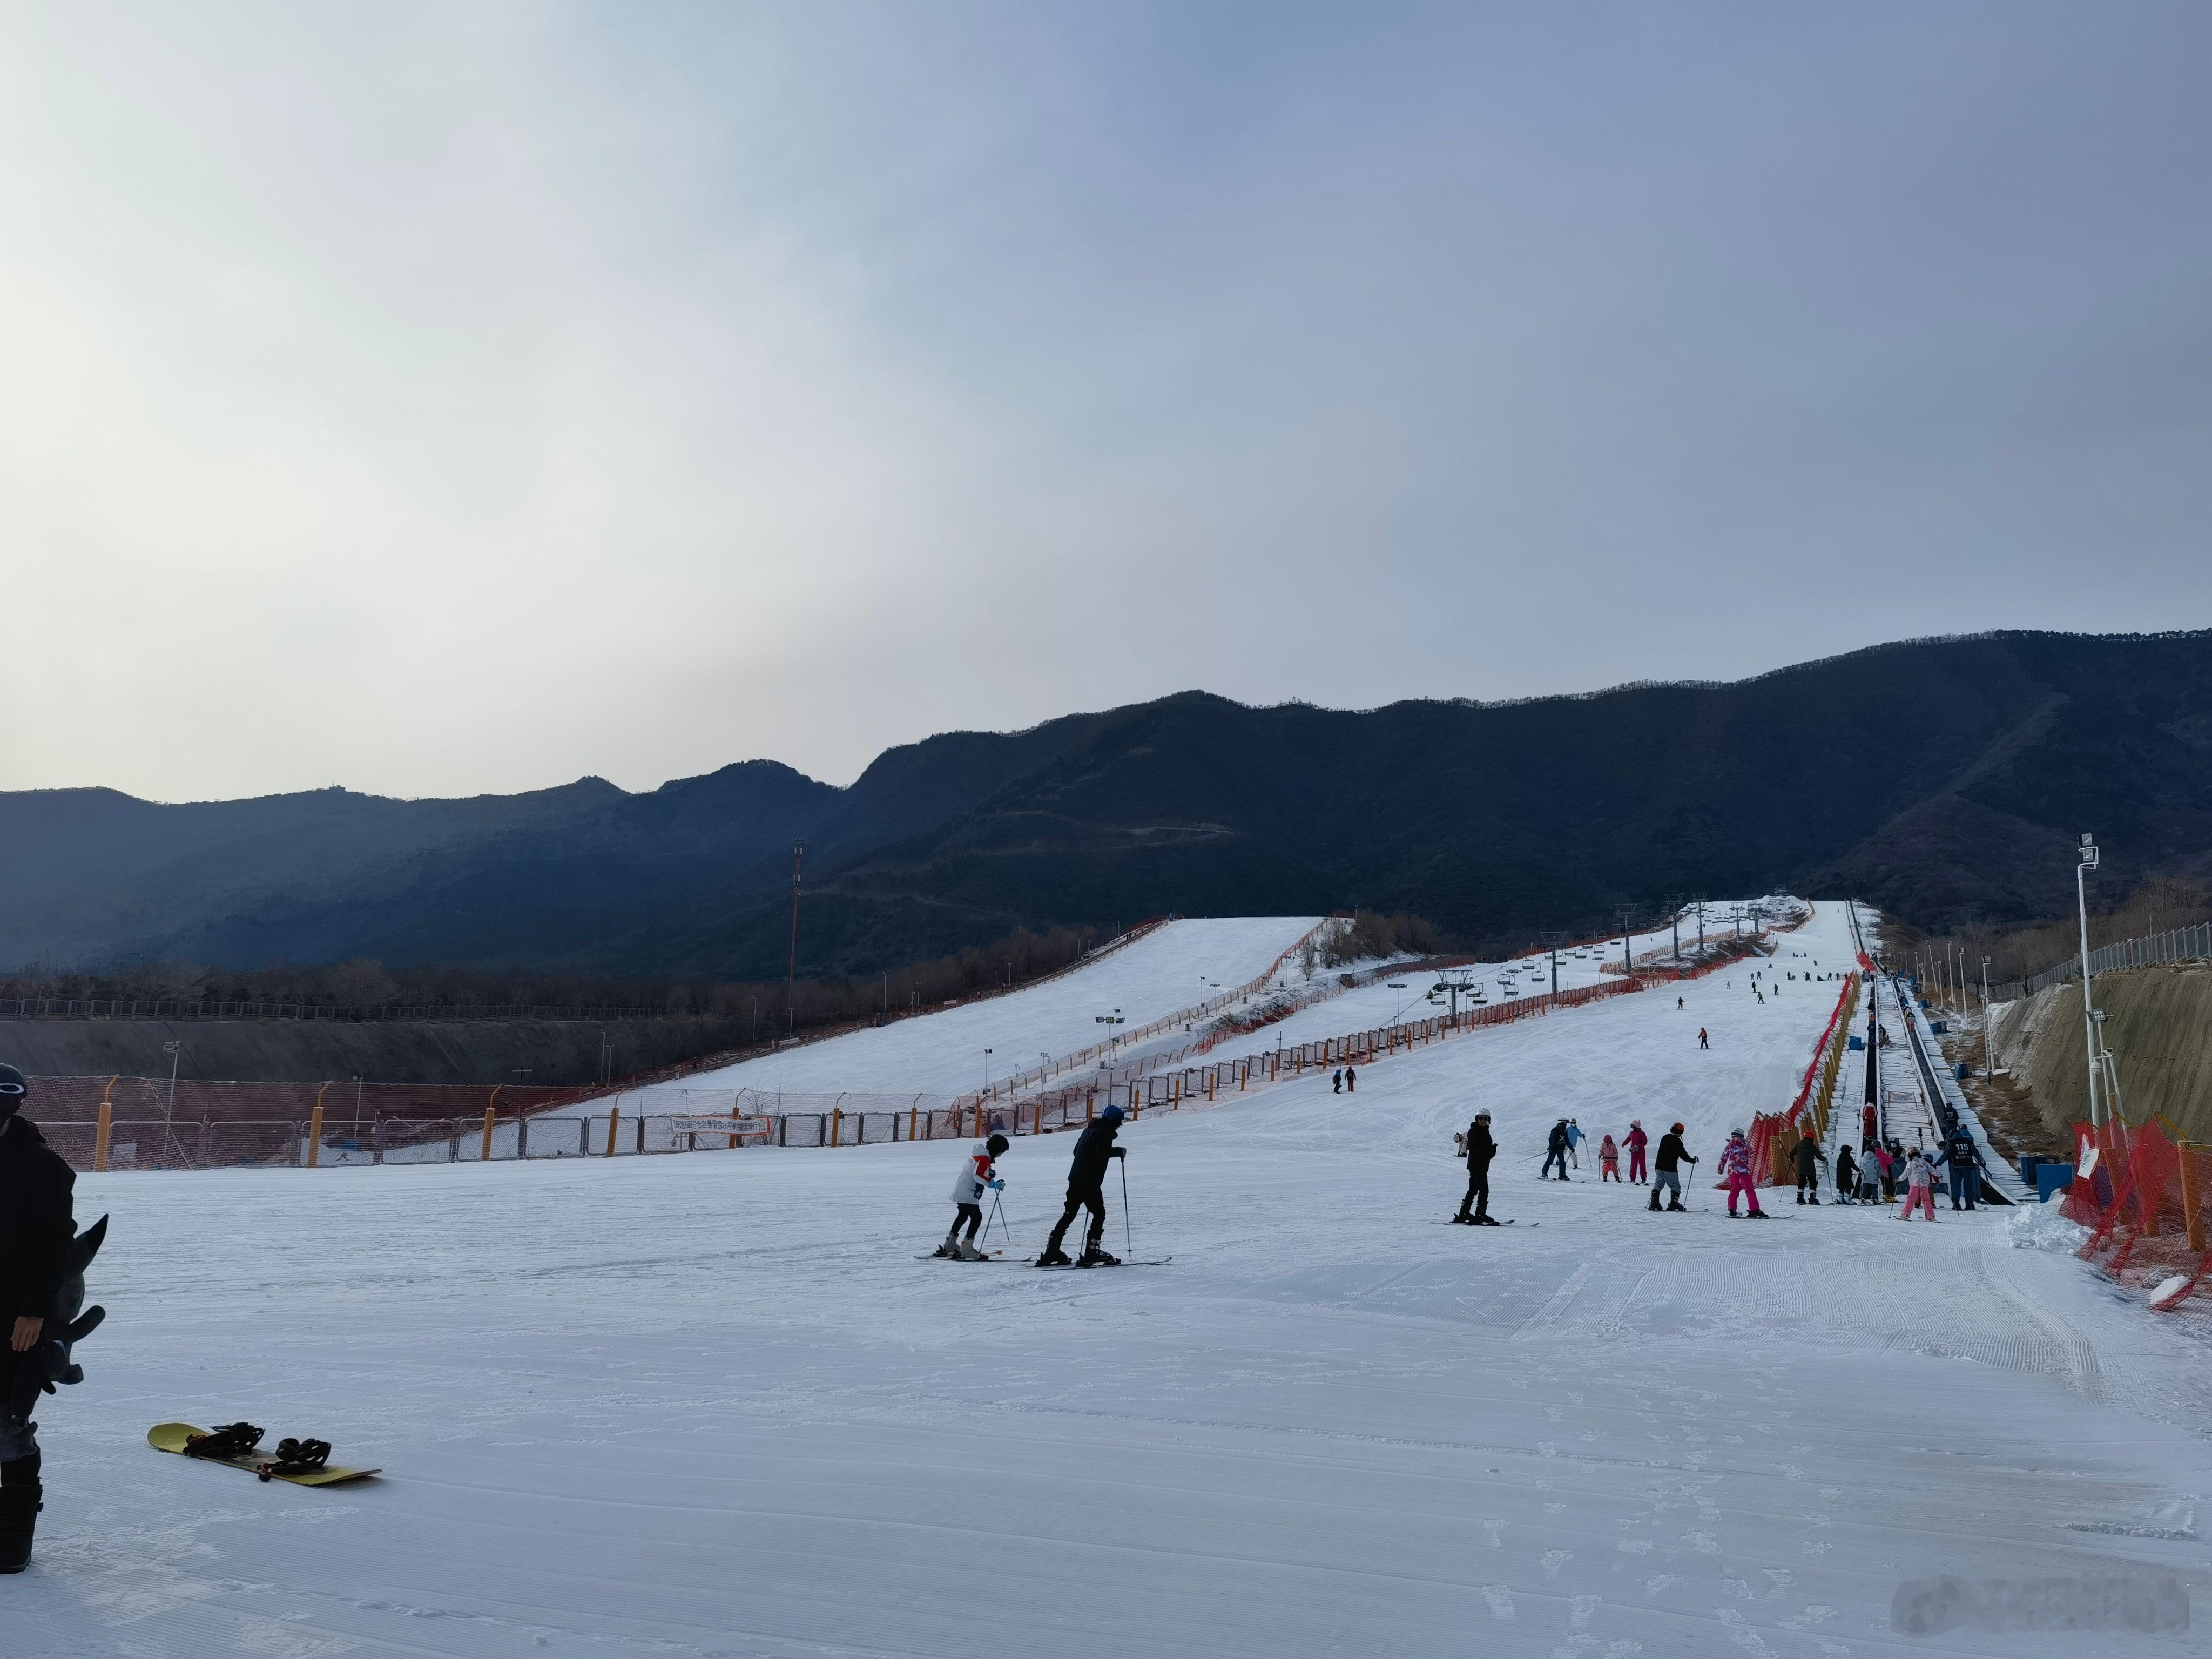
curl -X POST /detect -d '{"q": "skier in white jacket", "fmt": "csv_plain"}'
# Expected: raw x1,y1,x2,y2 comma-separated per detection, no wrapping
935,1133,1009,1259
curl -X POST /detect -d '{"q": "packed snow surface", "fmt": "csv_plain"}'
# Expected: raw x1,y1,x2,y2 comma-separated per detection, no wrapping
21,900,2212,1656
621,915,1323,1103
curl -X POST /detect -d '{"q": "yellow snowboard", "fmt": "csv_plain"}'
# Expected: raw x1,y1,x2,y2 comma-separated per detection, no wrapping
148,1422,380,1486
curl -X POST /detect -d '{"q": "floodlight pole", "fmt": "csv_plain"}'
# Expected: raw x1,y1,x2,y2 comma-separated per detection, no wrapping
2075,833,2102,1129
1981,956,1993,1074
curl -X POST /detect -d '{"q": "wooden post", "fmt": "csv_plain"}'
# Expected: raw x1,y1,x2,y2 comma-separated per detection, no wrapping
94,1075,118,1172
2181,1144,2204,1253
606,1104,621,1157
831,1107,843,1148
1087,1094,1095,1122
307,1101,325,1168
909,1103,919,1141
481,1105,497,1163
1206,1070,1215,1102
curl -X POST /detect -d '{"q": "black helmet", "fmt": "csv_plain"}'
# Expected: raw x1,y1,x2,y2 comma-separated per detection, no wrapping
0,1063,24,1119
986,1132,1009,1156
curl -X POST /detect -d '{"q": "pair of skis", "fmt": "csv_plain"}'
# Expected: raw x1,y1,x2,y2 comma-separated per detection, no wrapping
914,1252,1174,1267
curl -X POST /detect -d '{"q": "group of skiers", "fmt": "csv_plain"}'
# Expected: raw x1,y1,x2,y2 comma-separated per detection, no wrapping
930,1104,1130,1267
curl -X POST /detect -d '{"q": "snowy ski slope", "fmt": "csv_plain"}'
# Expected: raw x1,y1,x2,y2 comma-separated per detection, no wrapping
19,899,2212,1657
632,914,1321,1102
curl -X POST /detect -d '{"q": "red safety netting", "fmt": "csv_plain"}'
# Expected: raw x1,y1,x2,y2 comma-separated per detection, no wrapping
2063,1117,2212,1311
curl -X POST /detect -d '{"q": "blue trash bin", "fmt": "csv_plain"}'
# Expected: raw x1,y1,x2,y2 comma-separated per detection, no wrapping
2036,1163,2075,1202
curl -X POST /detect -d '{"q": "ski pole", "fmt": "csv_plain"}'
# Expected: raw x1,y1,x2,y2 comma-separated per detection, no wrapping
986,1188,1012,1244
1120,1157,1131,1256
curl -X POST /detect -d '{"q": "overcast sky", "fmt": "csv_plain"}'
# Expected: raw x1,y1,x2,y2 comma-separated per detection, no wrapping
5,4,2208,804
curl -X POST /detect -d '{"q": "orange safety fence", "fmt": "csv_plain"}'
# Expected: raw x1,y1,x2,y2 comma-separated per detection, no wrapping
1751,975,1860,1186
2063,1116,2212,1312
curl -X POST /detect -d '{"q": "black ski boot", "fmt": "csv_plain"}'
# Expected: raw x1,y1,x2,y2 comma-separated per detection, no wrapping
1475,1215,1501,1226
0,1480,39,1574
1649,1192,1662,1212
1665,1199,1687,1212
1807,1196,1820,1206
1795,1193,1804,1204
1035,1247,1073,1267
1077,1249,1120,1267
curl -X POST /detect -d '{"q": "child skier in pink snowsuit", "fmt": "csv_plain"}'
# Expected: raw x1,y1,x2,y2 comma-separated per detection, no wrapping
1898,1149,1938,1220
1719,1128,1766,1218
1625,1121,1648,1183
1599,1134,1621,1181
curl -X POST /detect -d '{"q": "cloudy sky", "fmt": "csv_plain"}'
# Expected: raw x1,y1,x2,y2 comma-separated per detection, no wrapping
5,3,2208,804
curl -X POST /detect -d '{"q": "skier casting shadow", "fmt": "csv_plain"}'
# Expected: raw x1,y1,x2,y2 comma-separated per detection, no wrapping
1452,1111,1499,1224
1036,1104,1125,1266
0,1063,107,1573
1648,1122,1695,1212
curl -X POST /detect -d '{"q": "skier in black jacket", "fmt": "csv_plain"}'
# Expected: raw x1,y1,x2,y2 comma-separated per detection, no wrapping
1037,1105,1125,1266
1791,1135,1827,1205
1648,1123,1695,1211
1936,1124,1984,1211
1540,1118,1572,1181
1453,1112,1499,1224
0,1064,80,1573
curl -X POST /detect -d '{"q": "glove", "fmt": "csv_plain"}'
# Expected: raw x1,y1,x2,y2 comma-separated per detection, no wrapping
988,1179,1004,1191
1109,1146,1126,1159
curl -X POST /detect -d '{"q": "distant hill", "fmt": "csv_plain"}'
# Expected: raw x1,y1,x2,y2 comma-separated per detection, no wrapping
5,630,2209,977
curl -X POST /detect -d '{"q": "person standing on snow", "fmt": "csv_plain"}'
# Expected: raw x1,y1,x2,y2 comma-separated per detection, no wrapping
1898,1148,1938,1220
1453,1111,1498,1225
1936,1123,1984,1211
1332,1070,1343,1094
1344,1065,1357,1093
1721,1129,1768,1218
1649,1123,1695,1211
1037,1106,1126,1266
1599,1133,1621,1182
1564,1118,1583,1169
935,1131,1008,1259
1541,1118,1572,1181
1624,1120,1649,1184
1835,1144,1859,1205
1791,1134,1826,1205
1,1064,80,1574
1697,1028,1710,1050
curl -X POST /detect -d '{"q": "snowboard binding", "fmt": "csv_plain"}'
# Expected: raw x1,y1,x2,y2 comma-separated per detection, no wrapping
183,1422,266,1461
260,1438,333,1481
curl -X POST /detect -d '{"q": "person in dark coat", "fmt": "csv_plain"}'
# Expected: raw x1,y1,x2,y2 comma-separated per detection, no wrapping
1453,1112,1499,1224
1541,1118,1572,1181
1,1064,78,1574
1037,1105,1126,1266
1791,1134,1827,1205
1649,1123,1696,1211
1936,1123,1984,1211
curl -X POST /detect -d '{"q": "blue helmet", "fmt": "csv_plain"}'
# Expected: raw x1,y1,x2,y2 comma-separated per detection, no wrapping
1100,1104,1124,1125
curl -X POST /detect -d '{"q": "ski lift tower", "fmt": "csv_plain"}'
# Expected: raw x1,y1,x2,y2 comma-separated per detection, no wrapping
1431,970,1481,1021
1665,894,1686,963
1539,930,1568,996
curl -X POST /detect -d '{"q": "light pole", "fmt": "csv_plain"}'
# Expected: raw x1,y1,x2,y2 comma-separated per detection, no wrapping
1991,960,2008,1079
1694,895,1707,953
161,1040,183,1167
1665,894,1684,963
1387,982,1409,1025
1620,910,1635,975
982,1048,994,1098
2075,833,2102,1129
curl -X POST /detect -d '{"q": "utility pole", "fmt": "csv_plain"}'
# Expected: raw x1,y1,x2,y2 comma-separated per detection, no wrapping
786,841,804,1028
2075,833,2102,1129
1991,960,2008,1079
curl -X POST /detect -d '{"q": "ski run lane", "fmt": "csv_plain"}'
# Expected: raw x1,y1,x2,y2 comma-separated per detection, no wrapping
17,902,2212,1657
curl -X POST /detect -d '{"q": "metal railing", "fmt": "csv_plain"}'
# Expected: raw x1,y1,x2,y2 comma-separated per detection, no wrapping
1995,921,2212,1002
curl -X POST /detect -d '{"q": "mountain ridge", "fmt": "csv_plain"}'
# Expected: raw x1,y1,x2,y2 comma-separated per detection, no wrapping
5,629,2209,976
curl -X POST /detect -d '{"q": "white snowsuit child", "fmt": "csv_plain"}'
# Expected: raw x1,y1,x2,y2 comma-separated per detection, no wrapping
938,1134,1007,1259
